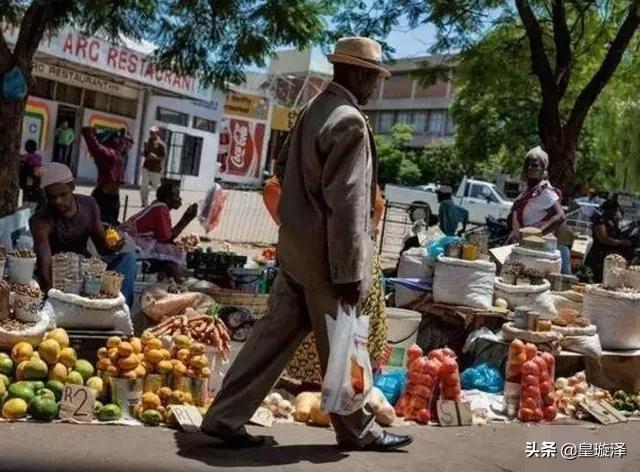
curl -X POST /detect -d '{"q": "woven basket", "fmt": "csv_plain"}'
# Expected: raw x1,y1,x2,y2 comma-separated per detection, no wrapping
207,288,270,319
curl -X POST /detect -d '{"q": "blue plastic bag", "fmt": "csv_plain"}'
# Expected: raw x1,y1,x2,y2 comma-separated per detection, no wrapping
427,236,463,260
2,66,28,101
460,363,504,393
374,369,406,405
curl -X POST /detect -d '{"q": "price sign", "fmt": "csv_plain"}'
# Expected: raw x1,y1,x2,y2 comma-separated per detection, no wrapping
58,385,96,422
170,405,203,432
580,399,627,425
437,400,472,427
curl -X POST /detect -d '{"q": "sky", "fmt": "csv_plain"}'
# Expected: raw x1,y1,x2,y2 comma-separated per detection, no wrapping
382,22,438,58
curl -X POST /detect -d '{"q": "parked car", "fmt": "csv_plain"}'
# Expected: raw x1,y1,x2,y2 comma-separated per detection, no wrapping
385,177,513,224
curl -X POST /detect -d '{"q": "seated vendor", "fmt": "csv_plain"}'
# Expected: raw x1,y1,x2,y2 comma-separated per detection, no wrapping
120,183,198,278
29,163,136,307
585,198,634,282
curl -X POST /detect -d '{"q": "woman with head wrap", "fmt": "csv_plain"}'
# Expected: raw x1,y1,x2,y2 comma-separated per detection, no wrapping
509,147,566,237
509,147,570,272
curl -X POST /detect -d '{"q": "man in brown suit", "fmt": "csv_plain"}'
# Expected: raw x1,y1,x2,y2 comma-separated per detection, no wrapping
202,37,413,452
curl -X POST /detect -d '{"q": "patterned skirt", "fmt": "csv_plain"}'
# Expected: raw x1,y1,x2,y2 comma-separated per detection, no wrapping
284,254,389,384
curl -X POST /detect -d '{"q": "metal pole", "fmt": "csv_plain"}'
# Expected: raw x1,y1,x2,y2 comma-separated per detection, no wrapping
122,195,129,222
379,200,389,255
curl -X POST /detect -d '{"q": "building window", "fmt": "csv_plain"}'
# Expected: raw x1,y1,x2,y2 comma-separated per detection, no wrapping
427,110,446,136
55,83,82,105
156,107,189,126
193,116,217,133
446,111,456,136
84,90,110,112
396,111,411,125
31,77,55,100
411,111,427,134
164,130,203,177
110,95,137,118
378,111,394,133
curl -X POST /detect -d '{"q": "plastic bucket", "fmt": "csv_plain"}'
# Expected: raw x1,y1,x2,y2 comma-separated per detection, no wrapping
228,268,263,293
109,377,143,419
8,256,36,284
385,308,422,369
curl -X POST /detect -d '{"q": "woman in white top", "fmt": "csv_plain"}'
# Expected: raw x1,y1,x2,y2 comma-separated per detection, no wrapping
509,146,566,241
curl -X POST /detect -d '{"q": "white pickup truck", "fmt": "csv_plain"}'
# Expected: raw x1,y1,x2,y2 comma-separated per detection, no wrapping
384,177,513,224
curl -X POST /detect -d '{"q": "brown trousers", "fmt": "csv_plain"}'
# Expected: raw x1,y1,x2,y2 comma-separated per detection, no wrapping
202,269,381,446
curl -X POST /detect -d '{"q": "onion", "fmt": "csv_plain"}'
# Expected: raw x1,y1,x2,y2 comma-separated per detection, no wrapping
568,376,579,386
573,393,586,404
555,378,569,389
574,382,588,394
565,404,577,417
593,391,606,400
575,372,586,382
562,386,575,396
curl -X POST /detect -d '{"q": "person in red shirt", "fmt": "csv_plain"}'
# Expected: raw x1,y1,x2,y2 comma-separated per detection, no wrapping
120,182,198,276
81,126,132,225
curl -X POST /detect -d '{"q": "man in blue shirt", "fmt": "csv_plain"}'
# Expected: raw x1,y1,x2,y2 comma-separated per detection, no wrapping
438,185,468,236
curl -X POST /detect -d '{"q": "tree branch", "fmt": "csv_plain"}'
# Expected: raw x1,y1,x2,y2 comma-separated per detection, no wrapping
13,0,53,70
0,29,12,71
552,0,572,96
567,0,640,135
514,0,555,93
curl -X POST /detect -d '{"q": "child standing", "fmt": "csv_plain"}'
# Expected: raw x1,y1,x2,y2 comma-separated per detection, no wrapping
20,139,43,212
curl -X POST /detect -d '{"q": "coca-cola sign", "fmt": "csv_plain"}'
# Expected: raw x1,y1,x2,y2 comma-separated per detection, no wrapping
222,118,266,179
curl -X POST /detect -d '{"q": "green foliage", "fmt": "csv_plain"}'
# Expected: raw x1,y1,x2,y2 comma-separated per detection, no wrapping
376,124,470,187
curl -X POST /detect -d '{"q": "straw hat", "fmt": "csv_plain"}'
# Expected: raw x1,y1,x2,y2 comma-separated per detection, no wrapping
327,37,390,77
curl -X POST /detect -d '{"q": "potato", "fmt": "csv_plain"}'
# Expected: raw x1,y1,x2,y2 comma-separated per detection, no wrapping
293,392,320,423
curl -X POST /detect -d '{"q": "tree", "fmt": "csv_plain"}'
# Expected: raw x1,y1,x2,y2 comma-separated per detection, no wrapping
336,1,640,192
451,17,640,194
0,0,334,217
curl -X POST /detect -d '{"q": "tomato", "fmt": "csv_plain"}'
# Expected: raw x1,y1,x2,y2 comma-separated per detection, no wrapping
543,392,556,406
439,357,459,376
523,385,541,400
428,349,446,363
411,357,429,373
425,360,441,377
412,384,433,400
543,405,557,422
524,343,538,360
417,373,435,388
442,372,461,388
415,408,431,424
518,407,535,422
408,395,427,410
441,347,456,359
521,396,538,410
509,339,525,354
442,384,461,400
408,344,424,361
507,364,522,378
511,352,527,365
395,404,406,417
533,408,544,421
539,380,553,396
533,356,548,374
522,374,538,387
408,370,422,384
541,351,555,370
352,378,364,394
521,361,540,377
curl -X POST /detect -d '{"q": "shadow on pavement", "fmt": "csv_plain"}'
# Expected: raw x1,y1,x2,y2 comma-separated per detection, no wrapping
174,431,350,468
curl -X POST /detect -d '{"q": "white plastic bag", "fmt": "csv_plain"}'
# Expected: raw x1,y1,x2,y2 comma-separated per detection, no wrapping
494,277,557,317
396,248,435,308
504,246,562,275
43,289,133,335
322,305,373,416
433,256,496,309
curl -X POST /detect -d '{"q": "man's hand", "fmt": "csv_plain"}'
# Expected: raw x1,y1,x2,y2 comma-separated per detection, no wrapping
334,281,361,307
183,203,198,222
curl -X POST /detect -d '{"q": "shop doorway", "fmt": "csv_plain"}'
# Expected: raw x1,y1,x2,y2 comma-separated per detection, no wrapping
53,105,79,173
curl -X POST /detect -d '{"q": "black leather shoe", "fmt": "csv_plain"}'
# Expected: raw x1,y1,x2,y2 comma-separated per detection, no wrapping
339,432,413,452
201,430,269,448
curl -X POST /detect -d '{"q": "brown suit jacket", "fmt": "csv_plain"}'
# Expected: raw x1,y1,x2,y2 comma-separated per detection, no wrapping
274,82,377,289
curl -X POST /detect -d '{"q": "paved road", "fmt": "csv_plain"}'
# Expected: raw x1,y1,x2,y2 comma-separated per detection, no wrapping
1,421,638,472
